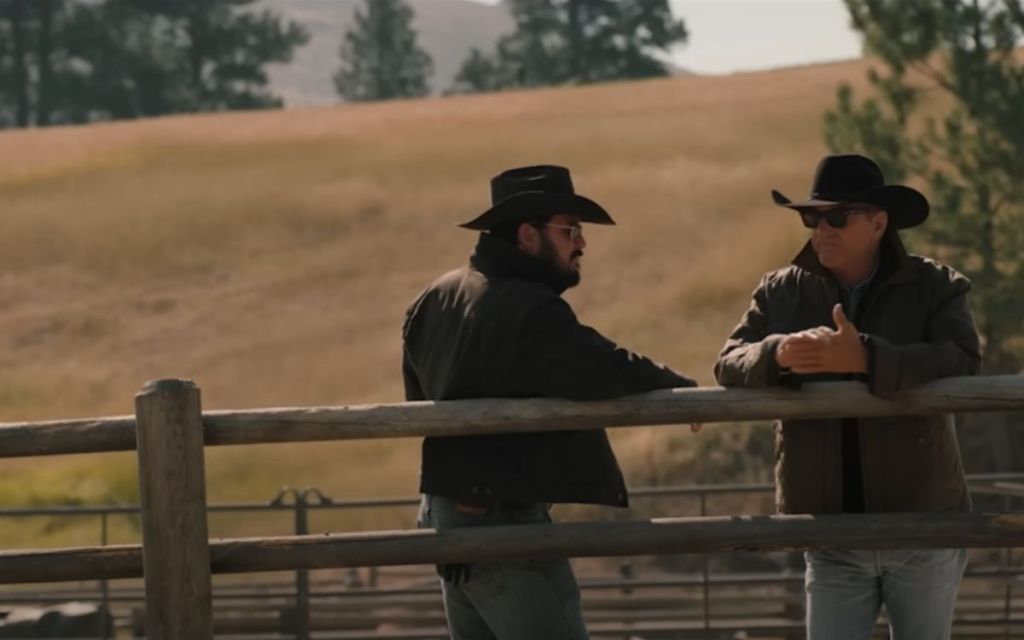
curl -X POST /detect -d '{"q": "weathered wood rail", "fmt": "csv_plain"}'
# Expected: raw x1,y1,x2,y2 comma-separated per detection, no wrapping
1,375,1021,457
2,512,1024,584
0,375,1022,639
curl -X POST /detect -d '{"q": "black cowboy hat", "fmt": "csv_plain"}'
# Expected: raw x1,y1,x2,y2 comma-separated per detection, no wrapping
771,154,929,229
459,165,615,230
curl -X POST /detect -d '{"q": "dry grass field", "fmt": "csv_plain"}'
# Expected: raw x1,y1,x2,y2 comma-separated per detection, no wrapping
0,58,898,547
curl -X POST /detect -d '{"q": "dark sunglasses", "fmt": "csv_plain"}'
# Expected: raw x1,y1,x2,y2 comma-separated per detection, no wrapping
799,205,876,229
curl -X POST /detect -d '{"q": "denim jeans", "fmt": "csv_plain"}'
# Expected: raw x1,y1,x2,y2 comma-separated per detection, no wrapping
805,548,967,640
417,494,589,640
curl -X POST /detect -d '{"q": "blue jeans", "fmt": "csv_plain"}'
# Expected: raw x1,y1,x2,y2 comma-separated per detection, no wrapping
417,494,589,640
805,548,967,640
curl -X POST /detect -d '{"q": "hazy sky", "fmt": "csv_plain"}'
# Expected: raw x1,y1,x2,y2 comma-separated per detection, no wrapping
470,0,864,75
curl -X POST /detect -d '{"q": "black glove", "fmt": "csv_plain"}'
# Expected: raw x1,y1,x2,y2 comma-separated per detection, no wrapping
437,563,471,585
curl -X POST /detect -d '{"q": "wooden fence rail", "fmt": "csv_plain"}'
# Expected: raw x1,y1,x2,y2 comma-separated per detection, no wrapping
2,512,1024,585
0,375,1022,639
0,375,1022,457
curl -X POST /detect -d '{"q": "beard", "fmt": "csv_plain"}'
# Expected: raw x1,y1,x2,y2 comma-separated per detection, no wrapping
538,233,582,288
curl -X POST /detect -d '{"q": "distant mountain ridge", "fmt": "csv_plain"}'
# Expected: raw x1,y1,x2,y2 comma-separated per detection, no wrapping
257,0,515,106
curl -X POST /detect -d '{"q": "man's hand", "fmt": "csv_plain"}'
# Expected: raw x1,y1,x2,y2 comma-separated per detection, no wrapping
775,304,868,374
776,325,835,370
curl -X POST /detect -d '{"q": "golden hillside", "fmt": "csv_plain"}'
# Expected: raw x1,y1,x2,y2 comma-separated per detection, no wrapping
0,59,886,546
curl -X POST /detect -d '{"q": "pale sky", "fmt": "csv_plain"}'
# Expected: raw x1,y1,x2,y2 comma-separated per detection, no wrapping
470,0,864,75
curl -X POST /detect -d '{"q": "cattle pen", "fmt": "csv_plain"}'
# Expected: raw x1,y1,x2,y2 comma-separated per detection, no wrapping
0,375,1022,639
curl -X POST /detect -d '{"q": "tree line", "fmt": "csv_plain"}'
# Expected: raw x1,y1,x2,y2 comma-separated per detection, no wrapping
335,0,687,100
0,0,308,128
0,0,688,127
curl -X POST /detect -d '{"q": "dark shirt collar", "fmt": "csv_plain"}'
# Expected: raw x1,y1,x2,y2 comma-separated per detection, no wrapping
470,232,576,294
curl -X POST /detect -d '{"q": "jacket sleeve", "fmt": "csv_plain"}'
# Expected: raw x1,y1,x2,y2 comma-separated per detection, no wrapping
402,348,426,402
517,297,696,401
864,278,981,399
401,300,427,402
713,274,793,388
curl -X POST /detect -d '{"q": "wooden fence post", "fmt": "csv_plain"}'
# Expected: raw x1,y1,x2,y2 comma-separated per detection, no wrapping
134,379,213,639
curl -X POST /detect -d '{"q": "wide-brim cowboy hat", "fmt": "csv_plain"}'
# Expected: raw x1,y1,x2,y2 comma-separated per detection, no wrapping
771,154,929,229
459,165,615,230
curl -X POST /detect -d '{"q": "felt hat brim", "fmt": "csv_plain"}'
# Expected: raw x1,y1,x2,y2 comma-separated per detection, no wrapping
771,184,929,229
459,191,615,230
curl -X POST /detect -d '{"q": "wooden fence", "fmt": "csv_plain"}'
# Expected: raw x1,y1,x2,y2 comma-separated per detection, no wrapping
0,375,1023,639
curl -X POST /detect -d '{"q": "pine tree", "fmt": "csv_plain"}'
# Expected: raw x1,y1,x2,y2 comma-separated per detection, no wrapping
0,0,308,128
565,0,688,83
449,48,501,95
823,0,1024,469
451,0,687,93
334,0,433,102
58,0,189,121
0,0,47,127
824,0,1024,374
0,0,92,127
118,0,309,112
174,0,309,111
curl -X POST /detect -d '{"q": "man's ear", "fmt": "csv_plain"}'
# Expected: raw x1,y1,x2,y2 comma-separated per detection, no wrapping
873,210,889,238
517,222,541,254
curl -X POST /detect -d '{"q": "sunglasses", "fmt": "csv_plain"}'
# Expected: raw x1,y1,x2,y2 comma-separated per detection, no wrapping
799,205,876,229
539,222,583,241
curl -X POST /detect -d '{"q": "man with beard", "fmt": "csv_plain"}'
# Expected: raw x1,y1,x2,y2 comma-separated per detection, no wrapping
403,164,697,639
715,154,981,639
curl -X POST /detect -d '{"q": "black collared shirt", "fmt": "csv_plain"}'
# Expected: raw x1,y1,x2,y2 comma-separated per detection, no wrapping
838,258,879,513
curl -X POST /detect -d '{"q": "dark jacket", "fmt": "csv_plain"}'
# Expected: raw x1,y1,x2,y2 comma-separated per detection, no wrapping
404,233,695,507
714,233,981,514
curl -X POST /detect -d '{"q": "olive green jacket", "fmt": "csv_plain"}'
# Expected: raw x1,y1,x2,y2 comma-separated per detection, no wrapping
715,233,981,514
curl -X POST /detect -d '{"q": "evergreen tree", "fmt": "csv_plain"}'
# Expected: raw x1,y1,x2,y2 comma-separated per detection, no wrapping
0,0,308,128
32,0,59,126
823,0,1024,468
0,2,21,127
493,0,565,88
449,48,500,95
58,0,189,121
334,0,433,102
164,0,310,111
565,0,688,82
824,0,1024,373
0,0,61,127
451,0,687,93
0,0,100,127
